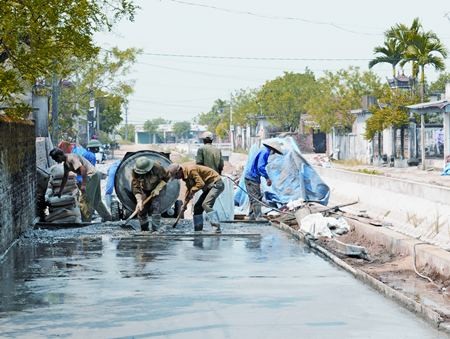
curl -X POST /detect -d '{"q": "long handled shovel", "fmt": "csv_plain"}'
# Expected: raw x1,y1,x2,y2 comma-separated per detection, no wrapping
121,181,167,229
172,197,190,228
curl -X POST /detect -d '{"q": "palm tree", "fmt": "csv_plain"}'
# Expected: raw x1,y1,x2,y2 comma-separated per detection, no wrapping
369,39,403,77
402,30,448,170
386,17,422,78
402,30,448,101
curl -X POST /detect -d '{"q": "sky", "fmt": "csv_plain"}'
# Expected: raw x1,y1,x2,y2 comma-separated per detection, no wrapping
95,0,450,126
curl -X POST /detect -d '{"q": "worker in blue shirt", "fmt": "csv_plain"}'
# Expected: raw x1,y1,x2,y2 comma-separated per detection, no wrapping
72,145,96,184
244,140,283,220
105,160,120,210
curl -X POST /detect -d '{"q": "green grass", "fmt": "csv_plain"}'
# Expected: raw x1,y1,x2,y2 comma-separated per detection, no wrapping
355,168,382,175
333,159,364,167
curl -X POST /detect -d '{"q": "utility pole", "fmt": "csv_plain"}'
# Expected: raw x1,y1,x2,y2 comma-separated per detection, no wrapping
51,73,60,145
124,100,129,141
229,94,234,151
88,91,95,140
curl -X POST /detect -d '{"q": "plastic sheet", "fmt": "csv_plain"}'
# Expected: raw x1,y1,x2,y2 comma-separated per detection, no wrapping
234,137,330,214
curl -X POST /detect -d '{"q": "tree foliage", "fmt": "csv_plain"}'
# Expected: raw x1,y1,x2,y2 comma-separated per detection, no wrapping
143,117,168,133
172,121,191,139
0,0,138,118
305,67,384,132
429,72,450,93
365,89,419,140
257,71,316,131
369,39,403,76
57,47,140,140
118,123,135,142
198,99,230,138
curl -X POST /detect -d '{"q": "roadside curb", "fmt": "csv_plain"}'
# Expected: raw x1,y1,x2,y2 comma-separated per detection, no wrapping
271,221,450,334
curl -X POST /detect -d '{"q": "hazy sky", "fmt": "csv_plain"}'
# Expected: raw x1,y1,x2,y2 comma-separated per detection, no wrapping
95,0,450,126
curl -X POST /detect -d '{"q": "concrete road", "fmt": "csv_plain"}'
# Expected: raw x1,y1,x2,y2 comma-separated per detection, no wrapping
0,222,447,338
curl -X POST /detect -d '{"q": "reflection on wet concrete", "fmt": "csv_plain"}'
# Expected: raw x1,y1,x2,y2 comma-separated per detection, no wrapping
0,223,447,338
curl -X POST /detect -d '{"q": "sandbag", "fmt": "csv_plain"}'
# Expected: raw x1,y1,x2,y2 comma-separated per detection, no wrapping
46,208,78,222
48,195,76,207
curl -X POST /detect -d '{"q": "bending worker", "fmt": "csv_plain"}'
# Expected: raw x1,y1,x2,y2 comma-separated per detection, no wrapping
167,163,224,233
132,157,169,232
196,131,224,174
49,147,112,222
244,140,283,220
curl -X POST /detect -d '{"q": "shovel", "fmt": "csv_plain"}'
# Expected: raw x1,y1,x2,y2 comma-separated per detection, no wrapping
172,196,190,228
121,182,166,229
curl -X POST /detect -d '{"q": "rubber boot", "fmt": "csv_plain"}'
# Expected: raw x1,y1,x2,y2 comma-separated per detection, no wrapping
206,211,221,233
151,214,161,232
253,203,262,219
140,221,150,232
193,214,204,232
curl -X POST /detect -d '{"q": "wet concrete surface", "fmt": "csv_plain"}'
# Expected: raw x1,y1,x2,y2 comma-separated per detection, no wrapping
0,221,448,338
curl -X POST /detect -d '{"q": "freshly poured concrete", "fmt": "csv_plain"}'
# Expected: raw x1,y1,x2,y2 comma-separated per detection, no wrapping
0,223,447,338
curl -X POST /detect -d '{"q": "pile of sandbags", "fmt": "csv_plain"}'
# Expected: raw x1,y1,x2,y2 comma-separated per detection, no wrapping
45,164,82,223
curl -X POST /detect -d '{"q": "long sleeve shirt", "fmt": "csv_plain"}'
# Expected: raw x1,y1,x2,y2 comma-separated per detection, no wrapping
196,144,224,174
244,147,271,183
105,161,120,195
131,162,170,196
181,164,221,194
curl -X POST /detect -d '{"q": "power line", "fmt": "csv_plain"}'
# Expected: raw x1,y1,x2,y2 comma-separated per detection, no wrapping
139,51,372,62
128,98,206,109
136,60,267,81
161,0,383,36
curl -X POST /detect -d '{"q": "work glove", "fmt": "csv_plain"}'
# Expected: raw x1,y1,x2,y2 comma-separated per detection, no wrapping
135,194,144,212
152,181,166,196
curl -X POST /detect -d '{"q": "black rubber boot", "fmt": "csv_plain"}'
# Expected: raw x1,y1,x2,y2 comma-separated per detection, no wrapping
140,221,150,231
193,214,204,231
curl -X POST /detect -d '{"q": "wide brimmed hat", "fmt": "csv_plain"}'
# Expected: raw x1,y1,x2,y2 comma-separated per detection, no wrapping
134,157,154,174
262,140,284,155
201,131,214,140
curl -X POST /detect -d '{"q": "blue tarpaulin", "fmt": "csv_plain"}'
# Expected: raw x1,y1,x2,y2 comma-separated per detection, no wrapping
234,137,330,211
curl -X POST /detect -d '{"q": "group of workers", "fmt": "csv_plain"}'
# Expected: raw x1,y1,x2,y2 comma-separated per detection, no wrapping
49,131,283,233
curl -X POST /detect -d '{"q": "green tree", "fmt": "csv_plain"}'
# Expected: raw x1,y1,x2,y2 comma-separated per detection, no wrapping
369,39,403,77
386,17,423,78
198,99,230,138
118,124,135,142
257,71,316,131
57,47,140,140
402,30,447,101
0,0,138,119
365,88,420,157
143,117,168,133
429,72,450,93
305,67,384,132
172,121,191,140
231,88,259,126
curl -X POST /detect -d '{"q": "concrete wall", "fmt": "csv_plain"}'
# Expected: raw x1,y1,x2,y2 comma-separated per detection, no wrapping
0,121,36,255
315,166,450,249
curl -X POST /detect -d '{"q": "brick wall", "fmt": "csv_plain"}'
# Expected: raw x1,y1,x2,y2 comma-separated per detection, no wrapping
0,121,36,255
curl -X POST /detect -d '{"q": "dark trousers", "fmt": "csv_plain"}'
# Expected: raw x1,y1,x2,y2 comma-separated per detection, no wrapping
193,179,225,215
245,178,262,218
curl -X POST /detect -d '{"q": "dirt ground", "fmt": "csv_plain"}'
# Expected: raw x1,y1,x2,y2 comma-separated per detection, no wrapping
315,222,450,321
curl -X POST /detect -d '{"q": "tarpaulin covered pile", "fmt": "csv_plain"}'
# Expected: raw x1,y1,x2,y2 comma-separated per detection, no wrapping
234,136,330,214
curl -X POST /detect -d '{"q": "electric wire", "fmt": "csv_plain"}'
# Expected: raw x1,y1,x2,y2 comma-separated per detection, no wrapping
413,242,444,291
162,0,383,36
